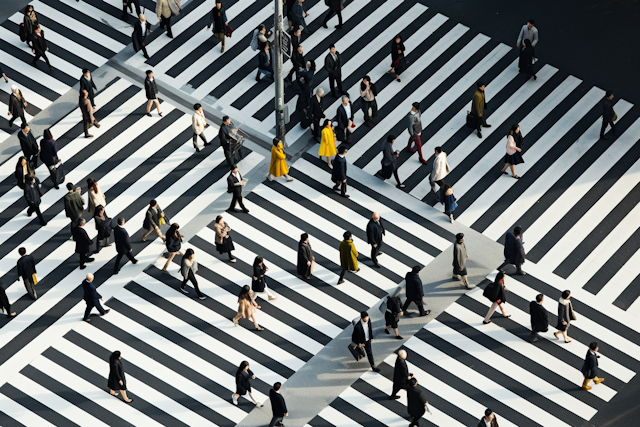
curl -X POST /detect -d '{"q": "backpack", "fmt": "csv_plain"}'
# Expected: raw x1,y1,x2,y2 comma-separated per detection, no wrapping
482,282,495,301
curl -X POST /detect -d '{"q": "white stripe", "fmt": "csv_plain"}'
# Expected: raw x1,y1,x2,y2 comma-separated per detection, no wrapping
596,247,640,305
0,79,52,112
102,0,160,26
338,386,424,427
0,392,57,427
60,0,132,36
0,50,68,95
316,405,364,427
0,98,34,122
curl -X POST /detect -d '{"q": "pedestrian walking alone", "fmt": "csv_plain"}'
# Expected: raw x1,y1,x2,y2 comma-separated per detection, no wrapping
227,166,249,213
337,231,358,284
251,256,277,301
325,45,344,97
156,0,181,39
232,361,263,406
215,215,237,262
428,148,450,198
162,223,184,272
18,123,38,171
322,0,343,29
40,129,60,189
31,26,53,72
82,273,109,321
80,69,97,109
17,247,37,300
406,102,427,163
86,178,106,217
145,70,162,117
452,233,470,288
94,205,112,253
516,19,538,49
482,270,510,324
402,266,429,316
180,248,206,300
108,351,132,402
442,183,457,224
600,90,616,140
268,138,294,182
378,135,404,188
141,199,167,242
297,233,314,279
269,382,288,427
387,35,405,82
384,294,403,339
529,293,549,342
219,116,240,169
332,146,348,197
360,76,377,126
232,285,264,331
554,290,576,343
113,217,139,274
352,311,380,372
581,342,605,390
471,81,491,138
518,39,536,80
192,103,211,152
72,218,94,269
366,212,384,268
390,350,411,399
80,89,100,138
132,15,152,60
207,0,228,53
24,176,46,226
0,280,16,318
501,125,524,178
336,95,354,143
407,378,428,427
478,408,499,427
503,226,526,275
319,119,336,168
8,85,28,128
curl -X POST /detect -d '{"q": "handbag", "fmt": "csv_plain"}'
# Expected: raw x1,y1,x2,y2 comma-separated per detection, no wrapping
225,25,233,37
169,0,180,16
466,111,476,129
158,216,166,226
613,113,618,122
32,274,38,285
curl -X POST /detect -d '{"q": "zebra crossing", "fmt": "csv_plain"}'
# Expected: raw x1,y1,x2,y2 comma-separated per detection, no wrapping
0,154,454,426
308,270,640,427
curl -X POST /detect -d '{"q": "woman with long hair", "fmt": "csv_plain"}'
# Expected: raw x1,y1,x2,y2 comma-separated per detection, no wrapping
251,256,277,301
107,351,133,403
86,177,106,216
501,124,524,179
163,223,184,272
94,205,112,253
483,270,511,324
359,75,378,127
387,35,405,82
215,215,236,262
15,156,35,190
232,360,262,407
232,285,264,331
554,290,576,343
40,128,60,189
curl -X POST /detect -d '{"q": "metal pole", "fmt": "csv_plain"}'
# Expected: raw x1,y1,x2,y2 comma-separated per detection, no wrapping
274,0,287,144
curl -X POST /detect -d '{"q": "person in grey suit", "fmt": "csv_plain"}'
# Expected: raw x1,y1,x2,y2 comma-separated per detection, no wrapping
16,247,37,300
227,165,249,213
82,273,109,321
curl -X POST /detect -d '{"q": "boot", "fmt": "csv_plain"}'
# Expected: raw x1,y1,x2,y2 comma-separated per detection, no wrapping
581,378,591,390
593,377,605,384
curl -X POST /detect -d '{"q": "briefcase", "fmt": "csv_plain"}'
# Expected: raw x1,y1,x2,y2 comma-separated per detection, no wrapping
50,161,65,185
348,342,365,361
466,111,476,129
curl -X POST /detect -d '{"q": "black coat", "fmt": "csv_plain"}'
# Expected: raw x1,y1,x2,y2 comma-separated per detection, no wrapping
504,231,525,265
336,101,353,130
19,131,39,159
258,50,273,72
72,226,92,255
108,359,127,390
405,272,423,301
132,20,151,52
81,279,101,302
489,282,507,304
145,77,158,100
165,232,182,253
518,45,535,75
207,7,227,33
291,51,305,71
581,351,599,379
529,301,548,331
252,264,267,292
407,386,427,417
39,138,58,167
15,164,35,190
94,213,112,240
16,254,36,279
269,388,288,417
327,0,342,11
602,98,615,122
236,369,254,395
9,92,26,118
331,154,347,182
393,357,410,388
24,181,41,206
297,240,313,277
310,95,324,120
227,171,244,195
80,76,97,99
366,219,384,246
351,318,373,344
114,226,132,254
391,40,405,62
31,31,47,55
324,52,342,78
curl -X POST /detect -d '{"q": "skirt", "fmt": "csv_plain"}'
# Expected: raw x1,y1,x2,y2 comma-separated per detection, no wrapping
556,320,570,332
505,152,524,165
216,235,235,254
385,310,399,328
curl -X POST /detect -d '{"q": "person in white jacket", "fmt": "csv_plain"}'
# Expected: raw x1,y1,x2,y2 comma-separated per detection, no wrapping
192,103,211,153
429,146,450,202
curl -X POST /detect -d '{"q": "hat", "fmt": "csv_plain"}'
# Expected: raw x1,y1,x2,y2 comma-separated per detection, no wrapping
456,233,464,241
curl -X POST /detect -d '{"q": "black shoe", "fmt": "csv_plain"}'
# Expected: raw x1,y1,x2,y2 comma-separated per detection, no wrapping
322,23,328,28
396,335,403,339
337,279,345,284
483,124,492,128
384,328,390,334
335,25,342,29
372,367,381,373
101,309,110,316
601,134,609,140
198,295,207,300
87,258,95,263
145,113,152,117
477,131,482,138
531,335,539,342
377,252,384,256
180,287,189,294
80,265,86,270
132,259,139,264
390,395,400,400
373,263,381,268
113,270,119,275
241,208,250,213
340,194,350,198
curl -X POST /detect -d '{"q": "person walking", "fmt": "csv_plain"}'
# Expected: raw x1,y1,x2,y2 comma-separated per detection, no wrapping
113,217,138,274
192,103,211,152
162,223,184,272
286,45,305,84
332,146,348,197
24,176,47,226
297,233,314,279
482,270,510,324
0,280,16,318
141,200,167,242
518,39,536,80
268,138,294,182
430,146,450,203
82,273,109,321
291,0,309,34
501,124,524,178
215,214,237,262
144,70,162,117
0,63,8,83
268,382,288,427
318,119,336,168
471,81,491,138
108,351,133,402
16,247,37,300
30,26,53,72
366,212,384,268
64,183,84,230
311,88,325,143
40,128,60,189
442,183,458,224
600,91,616,140
529,293,549,342
8,85,28,128
352,311,380,372
251,256,277,301
15,157,35,190
336,96,353,144
80,89,100,138
232,361,263,406
94,205,112,253
207,0,229,53
227,166,249,212
257,43,274,82
452,233,471,289
384,294,403,339
180,248,206,300
86,178,106,217
402,266,429,316
516,19,538,49
406,102,427,163
503,226,526,275
80,69,97,109
387,35,405,81
250,24,271,52
338,231,358,284
18,123,39,171
325,45,344,97
22,5,39,46
232,286,264,331
390,350,411,399
219,116,240,169
407,378,428,427
360,76,377,127
121,0,142,20
72,218,94,269
156,0,180,39
132,14,151,60
554,290,576,343
321,0,343,29
581,342,605,390
478,408,499,427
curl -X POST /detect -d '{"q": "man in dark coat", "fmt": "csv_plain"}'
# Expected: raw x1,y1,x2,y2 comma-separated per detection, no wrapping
144,70,161,117
64,182,84,229
297,233,314,279
322,0,343,29
478,408,499,427
8,86,28,128
351,311,380,372
310,88,325,142
529,293,549,342
227,165,249,212
24,176,46,226
219,116,239,169
406,378,428,427
402,266,429,316
379,135,404,187
336,95,353,143
366,212,385,268
453,233,470,288
206,0,228,53
503,226,526,275
257,43,274,81
72,218,94,269
114,217,138,274
324,45,344,97
332,146,348,197
81,273,109,321
268,382,288,427
286,45,306,83
18,123,39,171
31,26,53,71
581,342,604,390
0,280,16,317
80,69,97,108
132,15,151,60
600,90,616,140
16,247,37,300
390,350,411,399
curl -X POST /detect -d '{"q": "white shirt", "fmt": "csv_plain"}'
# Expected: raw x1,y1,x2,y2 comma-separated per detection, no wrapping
483,418,492,427
361,320,369,341
343,103,351,120
232,171,241,182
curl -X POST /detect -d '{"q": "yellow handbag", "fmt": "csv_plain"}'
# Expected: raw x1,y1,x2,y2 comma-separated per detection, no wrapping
158,216,166,226
32,274,38,285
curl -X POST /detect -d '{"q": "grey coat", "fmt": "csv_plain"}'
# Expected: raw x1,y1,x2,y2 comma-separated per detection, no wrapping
453,241,467,275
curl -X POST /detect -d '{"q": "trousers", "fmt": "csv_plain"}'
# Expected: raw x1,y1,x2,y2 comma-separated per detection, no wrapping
229,191,247,211
402,298,426,316
600,118,615,137
27,203,46,225
268,416,284,427
22,276,37,300
332,179,347,196
181,269,204,297
83,298,106,321
114,251,136,273
370,241,382,266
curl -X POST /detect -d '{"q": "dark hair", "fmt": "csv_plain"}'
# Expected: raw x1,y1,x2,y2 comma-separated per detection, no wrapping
509,124,519,135
94,205,104,216
43,128,53,140
150,199,157,207
360,311,368,320
528,18,535,25
360,76,371,92
21,122,28,130
394,34,402,42
223,115,229,122
87,178,98,194
167,223,180,241
24,5,33,14
434,146,442,154
19,247,26,256
273,382,282,391
82,68,89,74
231,164,238,170
215,215,223,224
412,102,420,110
524,38,533,48
387,135,395,142
343,231,351,240
236,360,249,375
536,293,544,303
258,24,265,31
338,146,347,155
561,290,571,299
485,408,493,417
184,248,194,259
117,217,125,226
25,175,33,184
194,103,202,111
514,226,522,236
606,90,613,98
589,342,598,351
146,69,153,76
66,183,74,191
272,137,280,146
456,233,464,241
300,233,308,242
409,377,417,387
109,351,121,364
329,44,335,49
307,59,316,73
412,266,420,274
323,119,330,127
495,270,505,283
78,218,86,226
477,81,485,89
254,256,263,266
238,285,251,300
16,156,27,169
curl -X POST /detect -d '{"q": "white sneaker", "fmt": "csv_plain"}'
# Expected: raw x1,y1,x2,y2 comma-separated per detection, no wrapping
231,393,238,405
449,214,454,224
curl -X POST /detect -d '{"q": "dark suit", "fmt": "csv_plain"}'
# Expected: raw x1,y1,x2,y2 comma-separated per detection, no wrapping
8,92,27,128
80,75,97,107
336,101,353,142
31,31,51,69
324,51,343,95
16,254,37,300
268,388,287,427
582,350,599,380
310,95,325,140
132,20,151,58
24,181,46,225
287,50,305,81
39,138,58,167
529,301,549,341
366,218,384,266
601,97,616,137
352,318,375,368
18,130,39,170
114,225,136,273
64,190,84,229
218,124,236,169
72,225,92,267
227,171,248,211
403,272,426,315
407,385,427,426
477,416,499,427
390,356,410,398
144,76,158,100
331,154,347,196
503,231,525,273
322,0,343,28
81,279,106,320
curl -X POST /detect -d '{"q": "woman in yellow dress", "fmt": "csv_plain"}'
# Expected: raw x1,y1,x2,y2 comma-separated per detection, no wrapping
318,119,337,169
268,138,293,182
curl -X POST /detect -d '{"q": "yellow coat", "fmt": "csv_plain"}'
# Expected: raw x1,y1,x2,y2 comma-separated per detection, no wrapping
318,127,337,157
269,143,289,177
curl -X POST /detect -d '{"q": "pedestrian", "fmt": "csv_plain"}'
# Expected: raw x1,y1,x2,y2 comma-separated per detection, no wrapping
360,76,378,127
82,273,109,321
113,217,138,274
180,248,206,300
452,233,471,288
482,270,510,324
311,88,326,143
94,205,112,253
18,123,38,170
141,199,167,242
0,280,16,318
289,26,302,51
529,293,549,342
389,350,411,399
162,223,184,272
220,116,243,169
72,218,94,269
64,182,84,230
227,166,249,213
516,19,538,49
132,14,151,60
518,39,536,80
144,70,162,117
8,85,27,128
0,63,8,82
286,45,305,84
121,0,142,20
554,289,576,343
252,256,277,301
581,342,605,390
384,295,403,339
268,138,294,182
31,25,53,71
40,128,60,189
80,89,101,138
215,214,237,262
257,43,274,82
331,146,348,197
503,226,526,275
108,351,133,402
407,378,428,427
324,45,344,97
156,0,180,39
352,311,380,372
441,183,457,224
192,103,211,152
15,157,35,191
429,146,450,202
232,286,264,331
251,24,271,52
319,119,336,168
24,176,46,226
402,266,429,316
291,0,309,35
379,135,404,188
268,382,288,427
297,233,314,279
79,69,97,109
338,231,358,284
16,247,37,300
206,0,229,53
322,0,343,29
366,212,384,268
406,102,427,163
600,90,616,140
22,5,39,46
471,81,491,138
336,95,354,143
478,408,499,427
387,35,405,81
500,124,524,179
86,178,106,217
232,360,263,406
